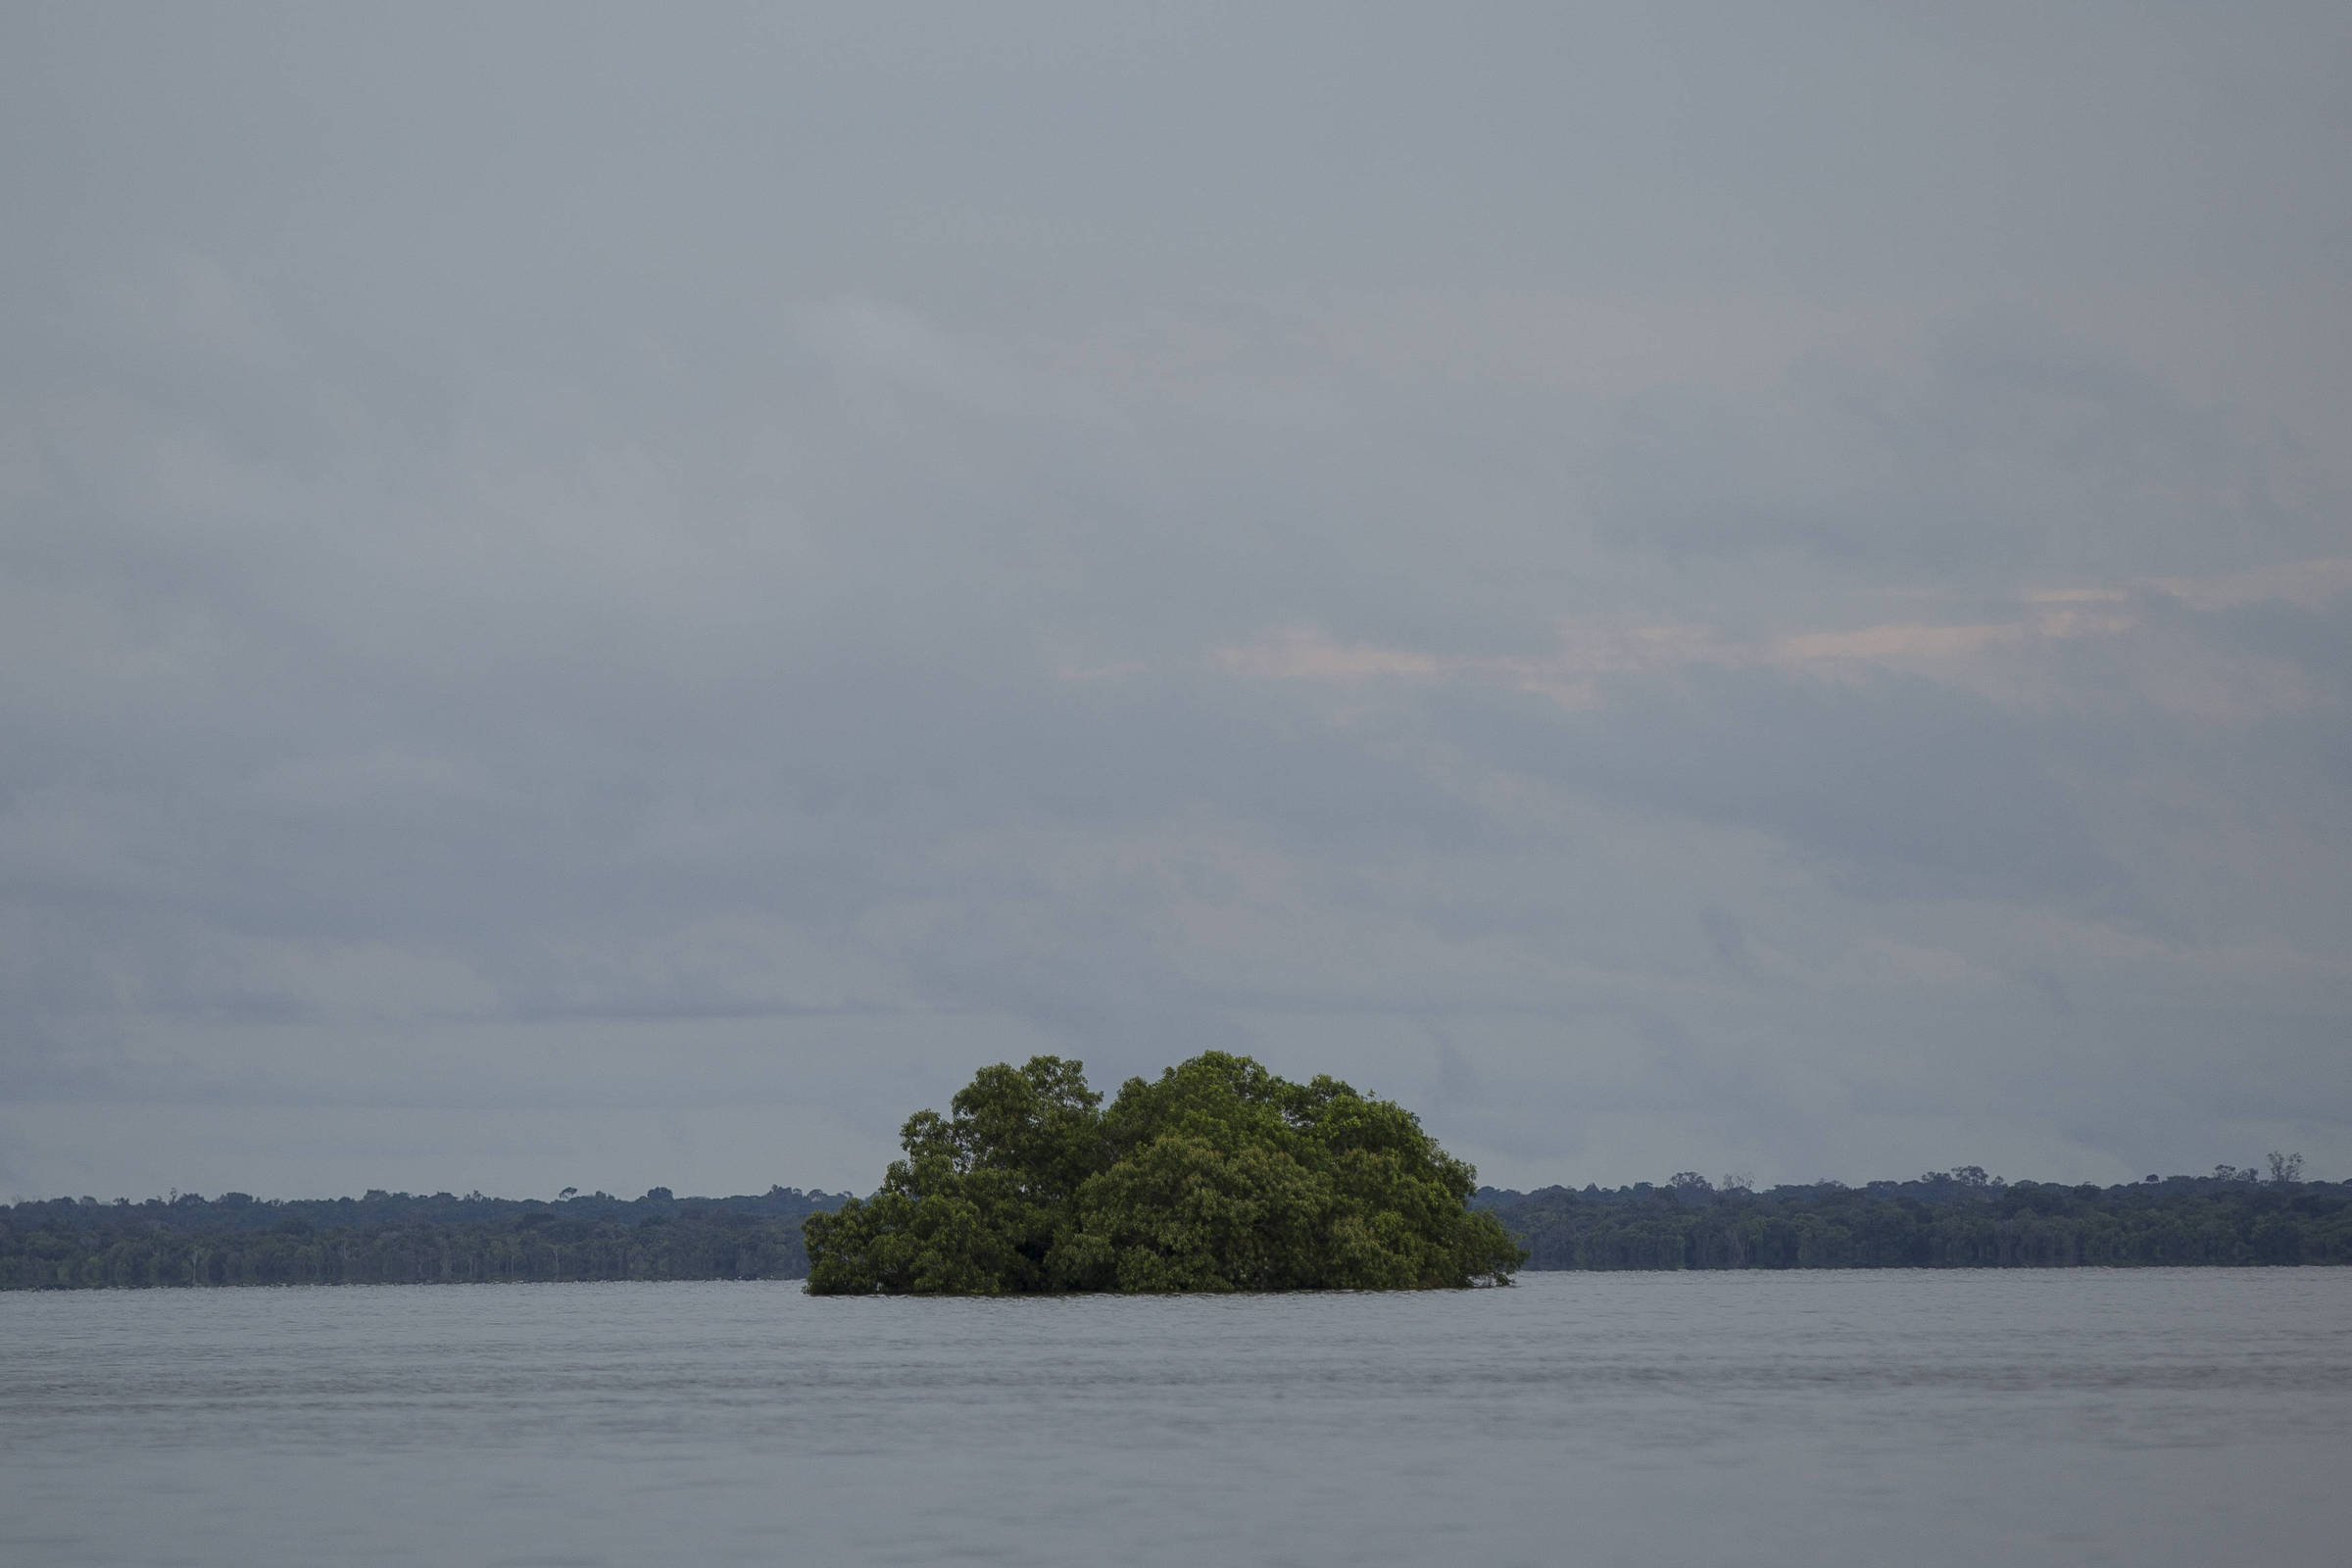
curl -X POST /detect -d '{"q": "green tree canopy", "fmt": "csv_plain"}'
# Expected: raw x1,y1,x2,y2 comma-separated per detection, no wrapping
803,1053,1526,1295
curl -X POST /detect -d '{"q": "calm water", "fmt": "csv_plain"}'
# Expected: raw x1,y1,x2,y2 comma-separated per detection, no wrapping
2,1270,2347,1567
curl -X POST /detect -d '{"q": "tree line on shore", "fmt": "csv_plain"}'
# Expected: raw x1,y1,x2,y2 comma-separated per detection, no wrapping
5,1162,2346,1290
0,1187,845,1290
1479,1162,2352,1269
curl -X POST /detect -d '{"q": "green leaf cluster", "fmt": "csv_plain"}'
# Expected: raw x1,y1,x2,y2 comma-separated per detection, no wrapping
802,1052,1525,1294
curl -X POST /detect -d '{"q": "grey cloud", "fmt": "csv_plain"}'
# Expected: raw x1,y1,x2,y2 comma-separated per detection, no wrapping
1697,906,1753,977
1439,669,2128,904
5,2,2351,1198
2199,595,2352,708
1592,307,2343,581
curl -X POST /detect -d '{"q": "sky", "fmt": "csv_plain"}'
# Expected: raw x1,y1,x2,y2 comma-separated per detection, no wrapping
4,2,2349,1200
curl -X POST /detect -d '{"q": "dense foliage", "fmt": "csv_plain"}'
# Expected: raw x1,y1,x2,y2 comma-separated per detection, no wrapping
1476,1169,2352,1269
0,1187,844,1290
802,1053,1526,1294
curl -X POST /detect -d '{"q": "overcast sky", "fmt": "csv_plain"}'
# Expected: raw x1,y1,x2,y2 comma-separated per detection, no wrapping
5,2,2349,1200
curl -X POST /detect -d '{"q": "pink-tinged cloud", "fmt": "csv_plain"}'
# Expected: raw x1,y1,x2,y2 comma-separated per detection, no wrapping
1208,560,2344,723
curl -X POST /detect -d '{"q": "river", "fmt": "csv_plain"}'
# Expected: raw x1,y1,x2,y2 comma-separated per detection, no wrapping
2,1268,2345,1565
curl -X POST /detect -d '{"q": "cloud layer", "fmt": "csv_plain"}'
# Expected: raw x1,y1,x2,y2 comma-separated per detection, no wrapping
4,4,2349,1198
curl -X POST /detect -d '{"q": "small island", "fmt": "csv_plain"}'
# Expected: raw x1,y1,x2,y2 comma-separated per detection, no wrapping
802,1052,1526,1294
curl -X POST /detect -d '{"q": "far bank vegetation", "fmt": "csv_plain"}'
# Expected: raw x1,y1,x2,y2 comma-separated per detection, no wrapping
5,1152,2344,1291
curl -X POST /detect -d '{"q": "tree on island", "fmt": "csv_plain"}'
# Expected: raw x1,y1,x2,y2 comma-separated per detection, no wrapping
802,1052,1526,1294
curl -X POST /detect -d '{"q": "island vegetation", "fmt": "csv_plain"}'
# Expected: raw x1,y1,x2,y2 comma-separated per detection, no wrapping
802,1053,1526,1294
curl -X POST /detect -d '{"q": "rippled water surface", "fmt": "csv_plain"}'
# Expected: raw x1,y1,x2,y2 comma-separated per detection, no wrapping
3,1270,2348,1566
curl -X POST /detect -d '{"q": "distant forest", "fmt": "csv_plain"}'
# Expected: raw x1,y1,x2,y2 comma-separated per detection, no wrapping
4,1167,2348,1289
0,1187,847,1290
1476,1165,2352,1270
